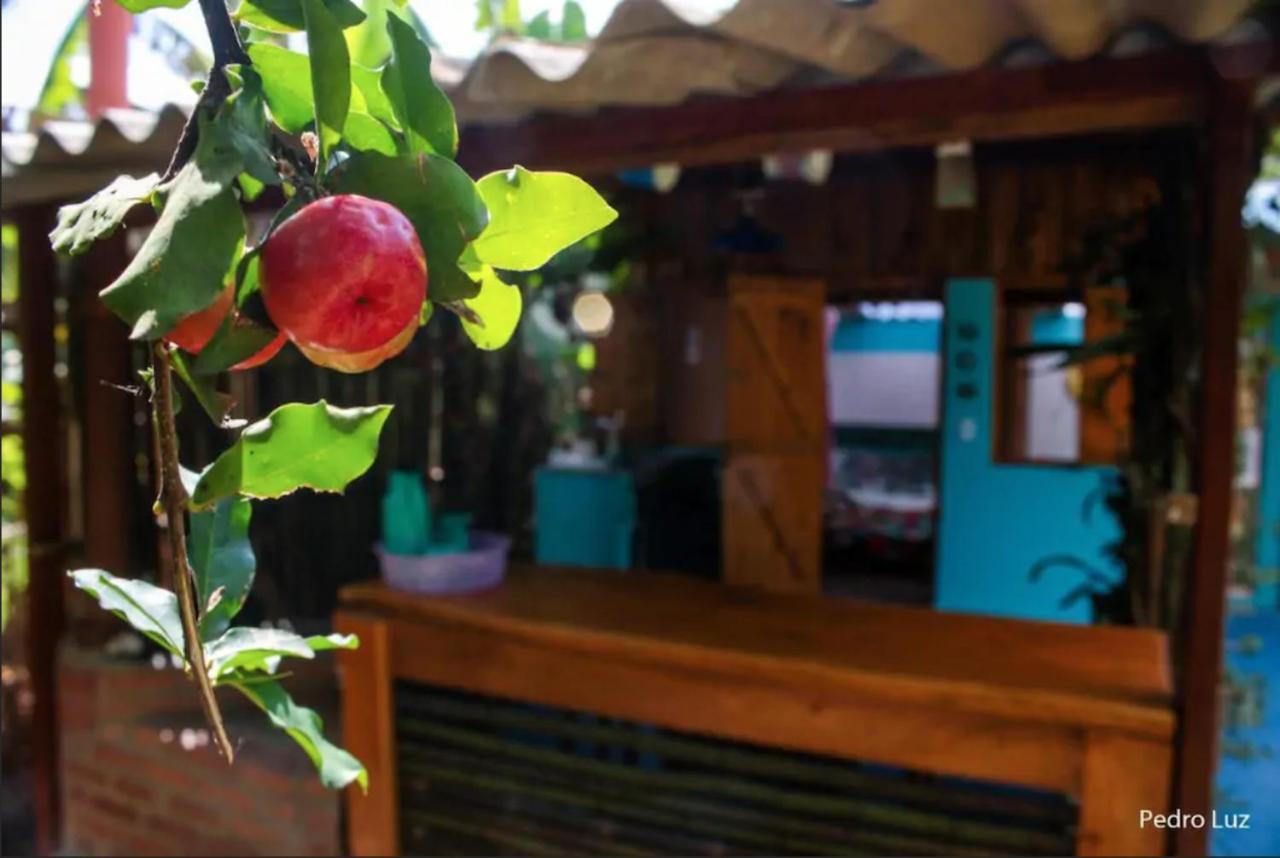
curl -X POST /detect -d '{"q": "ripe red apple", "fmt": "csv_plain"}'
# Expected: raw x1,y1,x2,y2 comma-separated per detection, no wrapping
165,284,287,371
258,195,427,365
295,316,417,373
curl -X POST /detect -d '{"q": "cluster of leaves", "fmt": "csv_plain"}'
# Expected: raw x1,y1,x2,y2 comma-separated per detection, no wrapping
49,0,616,789
476,0,590,42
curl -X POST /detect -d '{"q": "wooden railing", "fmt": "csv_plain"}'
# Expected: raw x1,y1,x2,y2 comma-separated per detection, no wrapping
336,564,1175,856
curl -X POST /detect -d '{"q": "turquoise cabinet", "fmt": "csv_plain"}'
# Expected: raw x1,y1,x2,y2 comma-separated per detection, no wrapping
534,467,635,570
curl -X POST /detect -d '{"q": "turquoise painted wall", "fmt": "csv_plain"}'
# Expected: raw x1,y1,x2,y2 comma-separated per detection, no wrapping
1256,311,1280,611
830,317,942,353
935,279,1122,624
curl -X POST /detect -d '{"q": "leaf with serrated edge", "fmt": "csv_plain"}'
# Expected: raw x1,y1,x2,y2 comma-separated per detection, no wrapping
50,174,159,256
191,401,391,507
472,166,617,271
189,496,255,641
69,569,184,657
228,679,368,791
381,13,456,157
461,265,522,350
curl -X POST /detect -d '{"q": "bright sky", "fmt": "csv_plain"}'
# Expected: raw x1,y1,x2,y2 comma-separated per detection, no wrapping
0,0,623,115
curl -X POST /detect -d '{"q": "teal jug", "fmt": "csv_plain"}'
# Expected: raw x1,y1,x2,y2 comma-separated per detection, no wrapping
381,470,431,555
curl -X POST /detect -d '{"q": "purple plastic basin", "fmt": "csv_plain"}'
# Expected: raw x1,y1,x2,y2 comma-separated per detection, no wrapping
376,532,511,595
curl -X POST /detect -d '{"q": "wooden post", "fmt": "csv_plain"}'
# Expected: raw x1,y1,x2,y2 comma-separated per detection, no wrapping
335,612,398,856
1174,72,1254,857
77,234,136,644
15,205,66,856
1077,732,1173,856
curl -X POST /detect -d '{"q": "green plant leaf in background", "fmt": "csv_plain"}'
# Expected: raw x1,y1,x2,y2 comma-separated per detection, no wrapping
461,265,523,350
98,113,246,339
344,0,394,67
332,152,488,301
228,679,368,791
234,0,366,33
189,496,256,641
50,174,160,256
381,12,457,158
561,1,587,41
524,10,553,39
35,15,86,118
117,0,192,10
247,43,373,144
301,0,353,166
191,401,392,507
69,569,184,658
472,166,617,271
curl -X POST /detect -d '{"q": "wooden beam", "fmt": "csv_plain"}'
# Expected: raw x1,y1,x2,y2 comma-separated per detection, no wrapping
1173,72,1255,858
459,48,1213,176
14,205,65,856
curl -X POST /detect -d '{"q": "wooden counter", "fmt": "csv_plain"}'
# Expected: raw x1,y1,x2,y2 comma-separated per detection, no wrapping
336,565,1175,856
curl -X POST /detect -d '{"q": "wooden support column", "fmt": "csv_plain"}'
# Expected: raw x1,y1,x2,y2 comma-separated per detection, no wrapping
335,612,398,856
1077,732,1173,856
15,205,65,856
79,235,136,592
1174,73,1254,857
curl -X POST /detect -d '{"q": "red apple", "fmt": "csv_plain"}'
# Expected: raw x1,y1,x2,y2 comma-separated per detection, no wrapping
258,195,427,360
165,283,287,371
166,285,234,353
295,316,417,373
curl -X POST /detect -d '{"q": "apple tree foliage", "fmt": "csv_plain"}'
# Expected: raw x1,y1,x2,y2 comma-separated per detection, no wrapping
49,0,616,789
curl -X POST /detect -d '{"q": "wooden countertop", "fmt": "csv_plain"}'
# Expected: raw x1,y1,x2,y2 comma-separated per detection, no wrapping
339,564,1174,738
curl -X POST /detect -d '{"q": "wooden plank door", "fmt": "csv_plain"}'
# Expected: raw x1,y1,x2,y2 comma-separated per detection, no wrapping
722,276,826,593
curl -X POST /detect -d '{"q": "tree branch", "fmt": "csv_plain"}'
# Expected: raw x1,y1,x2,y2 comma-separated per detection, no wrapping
152,342,235,764
162,0,252,181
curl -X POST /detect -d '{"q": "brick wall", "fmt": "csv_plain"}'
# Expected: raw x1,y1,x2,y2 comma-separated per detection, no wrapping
58,647,343,857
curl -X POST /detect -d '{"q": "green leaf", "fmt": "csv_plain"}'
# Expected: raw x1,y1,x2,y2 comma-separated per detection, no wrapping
234,0,365,32
332,152,487,301
351,63,397,127
171,350,243,428
221,66,279,188
302,0,353,166
246,44,316,134
191,401,392,507
191,313,280,375
237,173,266,202
460,266,523,350
228,679,367,790
305,632,359,652
50,174,160,256
472,167,617,271
525,11,552,39
344,0,394,67
206,627,313,677
189,496,255,641
117,0,190,10
381,13,457,157
100,114,245,338
561,1,587,41
69,569,183,658
343,111,399,156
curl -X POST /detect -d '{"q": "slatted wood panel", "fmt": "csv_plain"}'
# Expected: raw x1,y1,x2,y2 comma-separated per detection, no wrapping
394,682,1079,857
723,276,826,593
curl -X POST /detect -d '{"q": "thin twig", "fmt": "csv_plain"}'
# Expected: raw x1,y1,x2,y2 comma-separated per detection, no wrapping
152,342,235,763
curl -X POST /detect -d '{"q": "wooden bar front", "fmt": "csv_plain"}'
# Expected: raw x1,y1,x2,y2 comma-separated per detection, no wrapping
337,565,1174,856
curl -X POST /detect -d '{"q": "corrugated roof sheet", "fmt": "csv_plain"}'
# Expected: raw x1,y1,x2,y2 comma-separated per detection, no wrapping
1,0,1261,208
